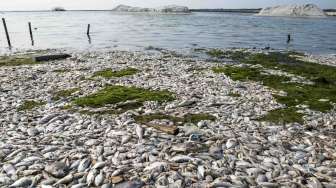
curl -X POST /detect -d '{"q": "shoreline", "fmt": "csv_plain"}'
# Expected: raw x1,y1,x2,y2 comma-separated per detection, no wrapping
1,9,335,14
0,48,336,187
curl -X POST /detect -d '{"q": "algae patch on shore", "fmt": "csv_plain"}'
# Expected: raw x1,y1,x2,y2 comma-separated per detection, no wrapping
74,85,175,108
0,56,38,67
79,101,143,115
93,68,139,78
18,100,46,111
53,88,80,101
0,50,54,67
228,92,241,98
135,113,216,124
259,108,304,124
212,50,336,124
206,49,227,58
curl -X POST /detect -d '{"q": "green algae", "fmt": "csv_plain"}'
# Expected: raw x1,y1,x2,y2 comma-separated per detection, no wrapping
73,85,175,108
212,50,336,124
0,56,38,67
135,113,216,125
53,88,80,101
18,100,46,111
93,68,139,78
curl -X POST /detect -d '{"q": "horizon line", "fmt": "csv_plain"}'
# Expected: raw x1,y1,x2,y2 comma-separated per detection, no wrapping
1,8,335,12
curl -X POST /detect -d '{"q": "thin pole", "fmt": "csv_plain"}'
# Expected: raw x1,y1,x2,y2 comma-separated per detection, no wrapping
28,22,34,46
87,24,90,35
287,34,291,44
2,18,11,48
87,34,91,44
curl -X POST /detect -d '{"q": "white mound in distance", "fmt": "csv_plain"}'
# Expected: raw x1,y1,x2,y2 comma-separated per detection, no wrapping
257,4,326,17
112,4,190,13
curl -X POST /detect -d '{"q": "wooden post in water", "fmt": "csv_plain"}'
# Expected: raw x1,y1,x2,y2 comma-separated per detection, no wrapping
87,24,91,44
287,34,291,44
28,22,34,46
87,34,91,44
2,18,11,48
87,24,90,35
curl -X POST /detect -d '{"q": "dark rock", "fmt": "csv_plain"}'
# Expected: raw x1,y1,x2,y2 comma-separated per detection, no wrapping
33,54,71,62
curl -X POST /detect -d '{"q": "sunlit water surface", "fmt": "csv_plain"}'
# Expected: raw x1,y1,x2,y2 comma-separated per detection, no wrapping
0,11,335,54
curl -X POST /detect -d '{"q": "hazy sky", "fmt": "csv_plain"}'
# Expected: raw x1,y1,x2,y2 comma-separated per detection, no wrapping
1,0,335,11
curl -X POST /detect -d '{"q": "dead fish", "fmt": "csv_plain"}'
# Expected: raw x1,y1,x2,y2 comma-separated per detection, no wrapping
70,159,81,170
23,156,42,163
15,161,34,168
45,161,68,178
78,158,91,172
112,152,120,165
135,124,144,142
170,155,193,163
86,169,98,186
0,175,12,185
101,183,112,188
6,149,24,159
3,163,16,177
9,177,32,188
197,165,205,180
94,170,104,186
41,146,59,154
114,180,144,188
70,183,87,188
40,178,57,186
78,173,88,184
39,113,60,124
210,182,234,187
74,172,87,179
96,146,104,156
112,169,123,177
92,161,106,169
257,182,279,187
226,138,238,149
54,173,74,185
21,169,40,176
41,185,53,188
8,154,25,165
144,162,167,172
307,177,323,188
121,135,132,144
31,174,43,186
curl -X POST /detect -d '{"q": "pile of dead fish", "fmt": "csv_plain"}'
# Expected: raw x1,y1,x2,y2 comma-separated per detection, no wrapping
0,50,335,187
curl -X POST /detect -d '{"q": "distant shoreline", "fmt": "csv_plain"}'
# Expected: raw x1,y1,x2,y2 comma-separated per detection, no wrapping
190,9,261,13
0,8,335,16
0,8,336,14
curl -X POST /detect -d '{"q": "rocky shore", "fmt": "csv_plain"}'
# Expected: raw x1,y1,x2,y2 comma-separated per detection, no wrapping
0,49,335,187
112,5,190,13
257,4,326,17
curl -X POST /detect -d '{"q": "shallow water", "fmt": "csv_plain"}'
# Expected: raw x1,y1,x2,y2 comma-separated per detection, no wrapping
0,11,335,54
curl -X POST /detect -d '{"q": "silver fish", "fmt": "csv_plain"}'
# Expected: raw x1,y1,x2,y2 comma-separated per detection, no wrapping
92,161,106,169
78,158,91,172
135,124,144,142
54,173,74,185
86,169,98,186
9,177,32,188
3,163,16,177
94,170,104,186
